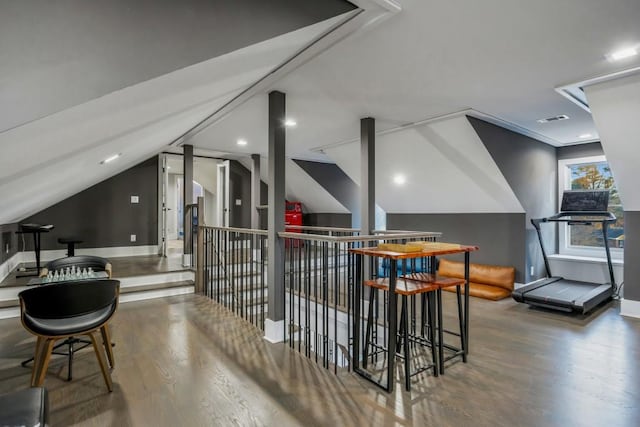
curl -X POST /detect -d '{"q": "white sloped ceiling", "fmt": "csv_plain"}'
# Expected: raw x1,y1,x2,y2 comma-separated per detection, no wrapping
0,17,348,224
324,115,524,214
585,72,640,210
239,157,349,214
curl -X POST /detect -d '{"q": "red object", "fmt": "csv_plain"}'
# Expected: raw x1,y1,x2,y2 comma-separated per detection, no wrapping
285,201,303,247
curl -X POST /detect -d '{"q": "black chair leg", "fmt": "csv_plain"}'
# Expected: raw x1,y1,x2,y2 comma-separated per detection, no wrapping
67,340,73,381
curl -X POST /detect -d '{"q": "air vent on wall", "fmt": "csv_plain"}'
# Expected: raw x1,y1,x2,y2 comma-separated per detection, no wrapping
537,115,570,124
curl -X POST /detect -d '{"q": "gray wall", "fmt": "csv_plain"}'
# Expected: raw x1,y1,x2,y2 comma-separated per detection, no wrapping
0,223,19,263
0,0,356,132
557,142,604,160
469,116,557,283
23,157,158,250
229,160,268,229
294,159,360,223
387,213,526,282
304,213,352,228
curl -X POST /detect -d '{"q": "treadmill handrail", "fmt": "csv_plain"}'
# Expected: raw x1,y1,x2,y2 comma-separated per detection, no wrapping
531,211,617,291
542,211,616,223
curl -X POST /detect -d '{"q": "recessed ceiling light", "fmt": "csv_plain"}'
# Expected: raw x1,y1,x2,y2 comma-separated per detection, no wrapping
578,133,593,139
237,139,248,146
393,174,406,185
100,153,121,164
608,47,638,61
537,115,570,124
284,118,297,127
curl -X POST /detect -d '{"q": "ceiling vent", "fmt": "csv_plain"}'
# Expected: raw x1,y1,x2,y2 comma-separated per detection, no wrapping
537,114,569,124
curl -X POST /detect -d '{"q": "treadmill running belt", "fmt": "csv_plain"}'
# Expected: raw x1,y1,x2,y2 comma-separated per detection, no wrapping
524,280,603,304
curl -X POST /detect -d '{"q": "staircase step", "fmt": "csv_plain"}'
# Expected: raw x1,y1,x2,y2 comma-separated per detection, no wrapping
119,280,194,303
0,298,18,309
121,280,194,294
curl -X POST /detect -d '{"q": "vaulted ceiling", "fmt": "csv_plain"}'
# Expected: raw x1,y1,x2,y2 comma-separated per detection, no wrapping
3,0,640,222
0,0,358,223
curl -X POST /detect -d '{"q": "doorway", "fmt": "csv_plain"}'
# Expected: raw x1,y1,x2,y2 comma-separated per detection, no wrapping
159,153,223,257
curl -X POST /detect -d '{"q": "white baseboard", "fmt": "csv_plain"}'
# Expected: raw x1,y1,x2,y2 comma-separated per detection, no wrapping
621,299,640,319
264,319,285,343
182,254,192,267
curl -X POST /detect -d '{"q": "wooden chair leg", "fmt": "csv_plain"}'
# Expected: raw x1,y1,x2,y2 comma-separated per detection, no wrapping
88,332,113,392
101,324,115,368
30,337,45,387
35,339,55,387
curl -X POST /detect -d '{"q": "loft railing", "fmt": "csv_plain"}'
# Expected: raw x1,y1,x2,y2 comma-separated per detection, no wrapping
197,226,268,331
196,224,441,372
277,230,440,372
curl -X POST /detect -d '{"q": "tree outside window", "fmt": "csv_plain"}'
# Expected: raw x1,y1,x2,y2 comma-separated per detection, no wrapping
567,161,624,249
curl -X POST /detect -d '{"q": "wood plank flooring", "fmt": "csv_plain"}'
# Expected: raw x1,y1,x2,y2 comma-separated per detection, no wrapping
1,293,639,426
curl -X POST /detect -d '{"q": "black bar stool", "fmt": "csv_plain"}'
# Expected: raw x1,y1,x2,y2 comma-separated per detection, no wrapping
362,277,440,391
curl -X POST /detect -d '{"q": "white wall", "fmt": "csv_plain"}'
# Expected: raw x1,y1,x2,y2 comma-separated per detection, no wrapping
324,115,524,214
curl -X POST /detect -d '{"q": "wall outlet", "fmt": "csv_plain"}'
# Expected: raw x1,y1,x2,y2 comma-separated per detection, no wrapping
130,234,137,242
530,265,534,276
131,195,139,204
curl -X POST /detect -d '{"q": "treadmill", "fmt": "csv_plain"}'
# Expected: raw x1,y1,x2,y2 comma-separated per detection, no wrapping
512,190,617,314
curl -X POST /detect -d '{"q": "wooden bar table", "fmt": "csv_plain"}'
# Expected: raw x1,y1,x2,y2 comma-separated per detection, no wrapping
350,242,478,392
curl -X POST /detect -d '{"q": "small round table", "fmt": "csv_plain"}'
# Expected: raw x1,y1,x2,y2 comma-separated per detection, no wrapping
57,238,83,257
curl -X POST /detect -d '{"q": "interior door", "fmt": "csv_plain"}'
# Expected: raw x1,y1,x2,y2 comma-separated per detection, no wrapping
160,154,169,257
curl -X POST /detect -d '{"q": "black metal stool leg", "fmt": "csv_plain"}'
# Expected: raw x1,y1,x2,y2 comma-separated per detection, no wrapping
363,288,376,369
437,288,444,375
428,291,438,377
456,285,467,363
402,296,411,391
397,296,406,350
420,293,427,337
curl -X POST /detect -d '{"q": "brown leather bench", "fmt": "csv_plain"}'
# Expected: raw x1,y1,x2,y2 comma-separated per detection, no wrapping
439,258,515,301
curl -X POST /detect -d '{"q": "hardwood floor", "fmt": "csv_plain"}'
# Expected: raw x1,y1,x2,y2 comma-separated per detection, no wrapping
1,293,639,426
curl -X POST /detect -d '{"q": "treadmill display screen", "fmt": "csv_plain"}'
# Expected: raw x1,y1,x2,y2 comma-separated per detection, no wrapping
560,190,609,212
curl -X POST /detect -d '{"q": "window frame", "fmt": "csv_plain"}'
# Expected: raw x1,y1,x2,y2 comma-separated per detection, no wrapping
557,155,623,260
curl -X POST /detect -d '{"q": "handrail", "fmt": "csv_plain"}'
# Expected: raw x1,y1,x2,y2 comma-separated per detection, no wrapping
199,225,268,235
278,230,441,243
285,225,361,233
199,225,440,242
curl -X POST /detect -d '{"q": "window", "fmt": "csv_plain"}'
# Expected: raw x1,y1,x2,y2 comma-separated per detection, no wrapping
558,155,624,258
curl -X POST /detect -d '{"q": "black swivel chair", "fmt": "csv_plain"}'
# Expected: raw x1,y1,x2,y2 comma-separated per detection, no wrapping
19,279,120,392
22,255,116,378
